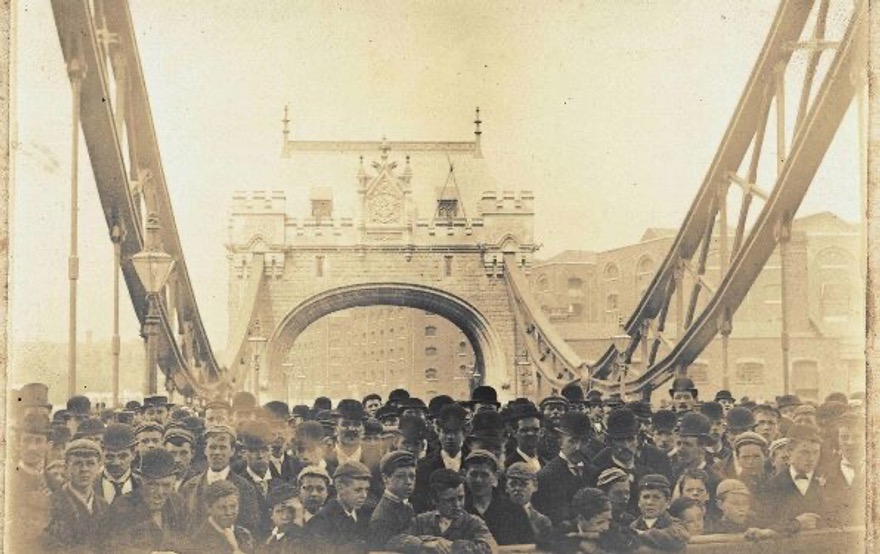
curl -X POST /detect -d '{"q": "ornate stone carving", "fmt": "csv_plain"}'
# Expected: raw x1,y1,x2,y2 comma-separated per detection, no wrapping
366,177,403,224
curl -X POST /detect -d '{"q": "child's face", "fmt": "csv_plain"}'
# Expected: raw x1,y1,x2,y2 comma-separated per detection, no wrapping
578,509,613,534
681,478,709,504
681,506,705,536
718,493,750,524
638,488,668,519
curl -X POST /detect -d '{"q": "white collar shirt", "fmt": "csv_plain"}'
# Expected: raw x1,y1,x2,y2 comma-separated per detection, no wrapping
101,470,134,503
441,450,461,472
207,466,231,485
516,448,541,472
336,446,362,465
789,465,814,496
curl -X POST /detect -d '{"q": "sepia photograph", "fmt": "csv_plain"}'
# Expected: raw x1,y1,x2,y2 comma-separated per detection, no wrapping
8,0,870,552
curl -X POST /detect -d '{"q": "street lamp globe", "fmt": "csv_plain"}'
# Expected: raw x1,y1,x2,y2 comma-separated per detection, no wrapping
131,248,175,295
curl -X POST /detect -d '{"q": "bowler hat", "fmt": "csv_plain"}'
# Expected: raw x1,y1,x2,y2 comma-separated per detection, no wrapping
469,386,500,408
507,402,541,424
399,415,428,442
700,402,724,422
557,411,593,439
232,392,257,413
606,408,639,439
263,401,290,421
776,394,802,411
398,398,428,414
561,383,585,403
470,410,504,439
428,395,455,418
337,399,366,422
103,423,136,451
380,450,417,476
652,409,677,433
586,390,603,407
678,412,711,437
726,407,756,432
125,400,142,411
625,401,652,422
140,449,176,480
67,395,91,415
388,389,410,405
825,392,849,405
290,405,311,420
143,396,168,409
715,390,735,402
436,404,468,431
669,376,697,398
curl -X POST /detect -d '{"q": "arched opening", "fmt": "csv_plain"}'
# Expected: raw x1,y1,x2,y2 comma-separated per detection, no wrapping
266,283,504,400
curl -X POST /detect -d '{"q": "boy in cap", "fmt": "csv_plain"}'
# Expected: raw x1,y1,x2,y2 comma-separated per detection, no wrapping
304,460,374,551
597,467,636,528
135,420,165,455
412,403,468,513
103,448,189,552
533,412,598,527
368,451,418,549
187,480,256,554
387,468,497,554
180,424,261,535
164,426,198,490
463,449,534,545
505,462,553,543
42,439,110,552
97,422,138,504
297,466,331,526
630,474,689,551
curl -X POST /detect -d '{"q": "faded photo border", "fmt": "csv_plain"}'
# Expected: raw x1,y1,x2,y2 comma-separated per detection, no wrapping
1,2,878,553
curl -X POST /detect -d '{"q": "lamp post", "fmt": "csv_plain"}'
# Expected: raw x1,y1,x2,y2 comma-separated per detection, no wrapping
611,318,630,401
248,332,268,404
131,213,175,396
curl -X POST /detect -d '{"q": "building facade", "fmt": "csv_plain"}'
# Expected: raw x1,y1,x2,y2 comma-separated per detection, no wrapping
531,212,864,404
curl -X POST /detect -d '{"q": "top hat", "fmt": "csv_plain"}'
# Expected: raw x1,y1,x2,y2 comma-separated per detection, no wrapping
19,383,52,410
775,394,802,411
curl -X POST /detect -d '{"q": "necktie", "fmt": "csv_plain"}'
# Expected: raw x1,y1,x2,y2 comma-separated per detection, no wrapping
112,480,124,498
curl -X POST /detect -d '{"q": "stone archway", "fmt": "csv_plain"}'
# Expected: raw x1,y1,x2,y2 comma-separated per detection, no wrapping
266,282,507,390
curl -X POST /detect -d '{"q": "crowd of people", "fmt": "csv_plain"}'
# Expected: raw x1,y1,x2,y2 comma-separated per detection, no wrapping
9,376,866,553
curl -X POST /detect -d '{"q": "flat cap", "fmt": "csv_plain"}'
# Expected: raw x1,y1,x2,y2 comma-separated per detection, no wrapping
67,395,92,415
732,431,767,451
463,449,499,471
793,404,817,418
65,438,102,459
135,421,165,435
297,465,332,483
164,426,196,445
637,473,671,492
204,480,238,505
539,395,570,410
334,460,373,480
768,438,789,457
558,411,594,439
380,450,417,476
597,467,632,488
506,461,537,481
716,479,750,498
139,448,176,480
203,424,237,441
103,423,136,450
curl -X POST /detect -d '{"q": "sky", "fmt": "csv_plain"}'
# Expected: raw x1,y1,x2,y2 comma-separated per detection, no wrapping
12,1,861,374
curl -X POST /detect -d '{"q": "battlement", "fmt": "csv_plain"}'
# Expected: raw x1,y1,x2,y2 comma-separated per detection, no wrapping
479,190,535,214
230,190,287,213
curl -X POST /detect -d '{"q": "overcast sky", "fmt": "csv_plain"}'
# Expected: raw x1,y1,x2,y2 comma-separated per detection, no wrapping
12,1,860,367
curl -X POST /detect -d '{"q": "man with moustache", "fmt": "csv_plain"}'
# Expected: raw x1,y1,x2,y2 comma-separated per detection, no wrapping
536,395,569,464
333,399,367,465
97,423,139,504
669,377,698,414
103,448,189,553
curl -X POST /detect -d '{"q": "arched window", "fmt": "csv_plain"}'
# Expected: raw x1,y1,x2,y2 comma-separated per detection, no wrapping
604,263,620,281
536,274,550,292
792,359,820,402
425,326,437,337
567,277,583,297
425,347,438,357
606,293,619,312
425,368,439,381
635,256,655,296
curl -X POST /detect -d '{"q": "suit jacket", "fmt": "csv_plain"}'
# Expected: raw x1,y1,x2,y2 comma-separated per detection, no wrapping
102,489,190,554
533,455,597,527
180,469,261,534
8,466,51,553
41,485,111,553
237,467,285,540
757,465,831,528
386,510,497,554
412,450,448,513
94,471,140,505
303,498,372,553
821,455,866,528
630,512,689,551
368,493,416,549
260,523,305,554
465,491,534,545
184,520,255,554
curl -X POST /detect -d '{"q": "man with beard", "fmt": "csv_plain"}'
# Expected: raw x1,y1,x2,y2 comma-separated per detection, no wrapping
412,403,468,513
533,412,598,527
387,469,496,554
42,439,110,552
505,402,542,472
463,450,534,545
164,426,199,491
97,423,138,504
8,413,53,553
103,448,189,553
296,466,331,526
537,395,569,464
369,451,418,549
180,424,260,534
305,461,375,552
668,377,698,414
672,413,722,509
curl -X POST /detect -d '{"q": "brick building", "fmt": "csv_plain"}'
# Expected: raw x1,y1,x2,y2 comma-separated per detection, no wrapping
531,212,864,403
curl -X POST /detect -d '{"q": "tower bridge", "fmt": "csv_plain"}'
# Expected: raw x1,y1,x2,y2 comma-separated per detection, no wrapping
47,0,866,406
